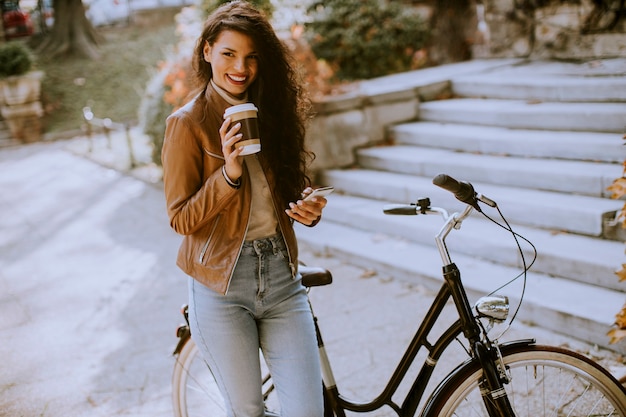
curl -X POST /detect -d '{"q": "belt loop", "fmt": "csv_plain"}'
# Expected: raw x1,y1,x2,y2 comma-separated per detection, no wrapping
271,233,285,255
270,236,279,255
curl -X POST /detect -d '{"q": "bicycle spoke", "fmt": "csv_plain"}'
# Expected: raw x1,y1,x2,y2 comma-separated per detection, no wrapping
427,346,626,417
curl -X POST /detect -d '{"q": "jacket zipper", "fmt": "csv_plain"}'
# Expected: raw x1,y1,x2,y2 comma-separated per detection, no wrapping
224,162,251,295
198,214,221,264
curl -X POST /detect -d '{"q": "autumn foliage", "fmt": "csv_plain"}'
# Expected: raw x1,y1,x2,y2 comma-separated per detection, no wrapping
162,61,193,111
607,135,626,344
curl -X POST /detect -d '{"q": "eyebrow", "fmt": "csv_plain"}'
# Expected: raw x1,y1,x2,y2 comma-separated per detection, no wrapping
221,46,257,55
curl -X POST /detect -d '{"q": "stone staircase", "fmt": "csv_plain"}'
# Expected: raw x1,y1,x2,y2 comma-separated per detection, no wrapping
296,59,626,354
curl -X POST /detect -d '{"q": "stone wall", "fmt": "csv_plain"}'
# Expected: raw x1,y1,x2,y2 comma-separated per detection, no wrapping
477,0,626,59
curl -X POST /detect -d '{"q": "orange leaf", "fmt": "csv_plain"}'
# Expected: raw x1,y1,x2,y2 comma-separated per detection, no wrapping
615,203,626,229
607,327,626,344
607,177,626,199
617,264,626,282
615,303,626,328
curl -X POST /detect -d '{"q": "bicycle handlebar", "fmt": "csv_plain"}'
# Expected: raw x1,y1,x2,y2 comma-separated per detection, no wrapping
432,174,481,210
434,174,497,209
383,174,498,265
382,174,496,218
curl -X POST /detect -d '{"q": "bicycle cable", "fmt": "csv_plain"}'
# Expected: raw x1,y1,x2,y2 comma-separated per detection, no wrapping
476,201,538,326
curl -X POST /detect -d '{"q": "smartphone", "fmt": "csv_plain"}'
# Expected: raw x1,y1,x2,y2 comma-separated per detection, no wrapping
303,186,334,201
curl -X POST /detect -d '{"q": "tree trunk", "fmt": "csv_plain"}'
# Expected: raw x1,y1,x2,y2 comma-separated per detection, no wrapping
37,0,102,59
428,0,475,65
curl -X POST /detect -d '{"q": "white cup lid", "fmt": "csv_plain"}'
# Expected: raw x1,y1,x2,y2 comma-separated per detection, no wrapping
224,103,258,118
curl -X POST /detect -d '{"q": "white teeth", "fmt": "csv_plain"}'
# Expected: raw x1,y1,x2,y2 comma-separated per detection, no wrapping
229,75,246,82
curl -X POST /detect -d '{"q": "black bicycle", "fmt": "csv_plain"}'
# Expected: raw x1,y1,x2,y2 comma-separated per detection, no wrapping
172,173,626,417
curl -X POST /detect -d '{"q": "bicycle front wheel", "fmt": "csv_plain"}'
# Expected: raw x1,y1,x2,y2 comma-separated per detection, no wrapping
426,344,626,417
172,337,279,417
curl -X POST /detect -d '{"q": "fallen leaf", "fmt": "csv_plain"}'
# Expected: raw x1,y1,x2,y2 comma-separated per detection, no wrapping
607,327,626,344
614,304,626,328
616,265,626,282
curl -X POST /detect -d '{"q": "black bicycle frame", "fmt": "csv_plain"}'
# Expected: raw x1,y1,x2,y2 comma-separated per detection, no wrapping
315,263,513,417
315,266,464,417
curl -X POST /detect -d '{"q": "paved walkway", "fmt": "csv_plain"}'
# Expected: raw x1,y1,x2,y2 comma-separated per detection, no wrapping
0,132,624,416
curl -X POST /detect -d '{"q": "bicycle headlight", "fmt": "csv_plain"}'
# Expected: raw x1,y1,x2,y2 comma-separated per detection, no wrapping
474,295,509,322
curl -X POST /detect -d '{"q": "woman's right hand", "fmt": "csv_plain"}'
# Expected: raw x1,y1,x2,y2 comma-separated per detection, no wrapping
220,117,244,181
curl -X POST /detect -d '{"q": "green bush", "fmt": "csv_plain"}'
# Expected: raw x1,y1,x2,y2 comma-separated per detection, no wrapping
199,0,274,18
304,0,429,80
0,42,34,78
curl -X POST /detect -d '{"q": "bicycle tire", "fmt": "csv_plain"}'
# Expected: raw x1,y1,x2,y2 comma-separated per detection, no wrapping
423,344,626,417
172,337,280,417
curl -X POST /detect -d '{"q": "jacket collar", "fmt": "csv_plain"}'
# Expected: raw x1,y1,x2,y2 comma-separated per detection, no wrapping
209,79,249,106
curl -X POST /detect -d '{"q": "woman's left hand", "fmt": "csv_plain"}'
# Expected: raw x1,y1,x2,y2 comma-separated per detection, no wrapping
285,187,327,225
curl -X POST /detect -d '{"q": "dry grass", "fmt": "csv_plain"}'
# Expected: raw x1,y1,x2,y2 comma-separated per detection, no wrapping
34,13,178,135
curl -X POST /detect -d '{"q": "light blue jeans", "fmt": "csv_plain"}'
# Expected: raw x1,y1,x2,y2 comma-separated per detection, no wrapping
188,234,324,417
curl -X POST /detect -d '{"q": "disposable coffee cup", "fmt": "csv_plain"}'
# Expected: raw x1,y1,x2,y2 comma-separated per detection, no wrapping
223,103,261,156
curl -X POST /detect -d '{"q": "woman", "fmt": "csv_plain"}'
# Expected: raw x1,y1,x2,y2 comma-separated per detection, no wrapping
161,1,327,416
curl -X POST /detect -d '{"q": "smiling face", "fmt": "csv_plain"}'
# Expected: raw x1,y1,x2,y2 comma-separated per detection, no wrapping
203,29,259,99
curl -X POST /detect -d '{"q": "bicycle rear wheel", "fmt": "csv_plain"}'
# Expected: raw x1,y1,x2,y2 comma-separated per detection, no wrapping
172,337,279,417
426,344,626,417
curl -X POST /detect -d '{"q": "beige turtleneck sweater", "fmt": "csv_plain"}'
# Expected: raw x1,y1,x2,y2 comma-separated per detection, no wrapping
211,81,278,241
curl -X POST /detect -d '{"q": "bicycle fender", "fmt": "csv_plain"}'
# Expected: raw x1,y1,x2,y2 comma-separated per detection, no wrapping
419,339,535,417
173,325,191,356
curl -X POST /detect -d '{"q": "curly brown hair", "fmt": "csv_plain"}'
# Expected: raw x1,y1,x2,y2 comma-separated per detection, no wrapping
192,0,314,206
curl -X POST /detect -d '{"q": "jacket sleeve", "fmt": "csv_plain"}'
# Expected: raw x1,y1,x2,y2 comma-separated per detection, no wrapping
162,112,237,236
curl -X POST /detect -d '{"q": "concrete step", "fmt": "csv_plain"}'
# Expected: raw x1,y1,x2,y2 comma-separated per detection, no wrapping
419,98,626,133
295,218,626,355
310,193,625,293
450,73,626,103
355,145,619,199
390,122,624,164
320,168,622,238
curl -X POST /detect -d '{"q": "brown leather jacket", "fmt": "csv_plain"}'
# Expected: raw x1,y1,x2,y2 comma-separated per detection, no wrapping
162,84,298,294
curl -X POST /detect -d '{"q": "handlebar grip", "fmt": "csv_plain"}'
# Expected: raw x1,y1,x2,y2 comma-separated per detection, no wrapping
433,174,480,210
383,204,418,215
